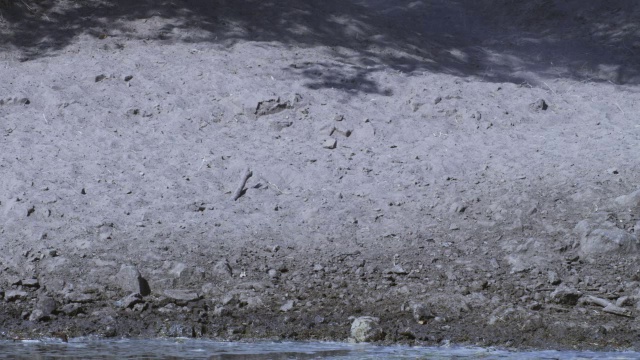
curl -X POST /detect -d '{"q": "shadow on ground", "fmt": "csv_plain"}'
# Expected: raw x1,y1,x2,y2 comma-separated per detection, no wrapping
1,0,639,92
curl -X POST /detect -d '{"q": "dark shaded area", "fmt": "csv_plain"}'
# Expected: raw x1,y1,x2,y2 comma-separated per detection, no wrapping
0,0,639,92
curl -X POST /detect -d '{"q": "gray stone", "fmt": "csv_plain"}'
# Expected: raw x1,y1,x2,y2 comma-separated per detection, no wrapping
268,269,280,279
323,138,337,149
547,271,561,285
529,99,548,111
163,323,196,338
270,120,293,131
350,316,385,342
163,289,200,304
65,292,96,303
5,290,28,302
28,309,47,322
386,265,408,275
213,306,230,317
550,285,582,305
614,189,640,209
616,296,633,307
280,299,295,312
21,278,40,288
60,303,84,316
575,220,639,256
168,262,205,286
213,258,233,277
115,265,150,296
115,293,143,309
603,304,633,317
36,296,57,316
411,302,434,324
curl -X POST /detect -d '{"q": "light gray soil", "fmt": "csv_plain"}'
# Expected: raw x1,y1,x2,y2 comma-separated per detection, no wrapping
1,0,640,350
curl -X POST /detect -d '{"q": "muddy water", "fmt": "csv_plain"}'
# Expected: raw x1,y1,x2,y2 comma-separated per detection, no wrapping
0,339,637,359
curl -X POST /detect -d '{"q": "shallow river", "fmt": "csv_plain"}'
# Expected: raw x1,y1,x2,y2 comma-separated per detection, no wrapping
0,339,638,359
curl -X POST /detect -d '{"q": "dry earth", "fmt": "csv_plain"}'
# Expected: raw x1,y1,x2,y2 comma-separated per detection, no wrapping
1,0,640,350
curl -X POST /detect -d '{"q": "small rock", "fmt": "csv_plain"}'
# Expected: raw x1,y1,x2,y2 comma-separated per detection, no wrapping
132,303,148,312
449,202,466,213
36,296,57,317
470,280,488,292
213,258,233,277
5,290,29,302
323,138,337,149
95,74,107,82
28,309,47,322
21,278,40,288
115,293,143,309
334,114,344,121
411,303,434,324
164,323,196,338
313,264,325,272
280,300,295,312
269,120,293,131
163,289,200,304
550,285,582,305
350,316,385,342
115,265,150,296
213,306,230,317
434,96,442,105
124,75,133,82
529,99,548,111
616,296,633,307
64,291,96,303
603,304,633,317
575,220,639,256
103,326,117,338
268,269,280,279
59,303,84,316
547,271,561,285
386,264,408,275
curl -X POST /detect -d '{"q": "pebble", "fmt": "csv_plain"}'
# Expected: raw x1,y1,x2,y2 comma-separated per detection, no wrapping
65,292,95,303
280,300,295,312
21,278,40,288
163,289,201,304
323,138,337,149
268,269,280,279
550,285,582,305
4,290,29,302
529,99,548,111
386,264,408,275
411,302,434,324
213,258,233,277
60,303,84,316
547,271,561,285
115,293,143,309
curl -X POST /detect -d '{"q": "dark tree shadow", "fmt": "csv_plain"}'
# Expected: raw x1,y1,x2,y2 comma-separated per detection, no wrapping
1,0,638,94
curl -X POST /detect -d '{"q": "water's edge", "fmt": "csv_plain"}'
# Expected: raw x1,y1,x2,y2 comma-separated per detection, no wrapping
0,338,639,360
